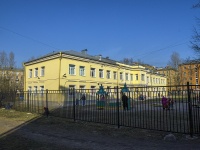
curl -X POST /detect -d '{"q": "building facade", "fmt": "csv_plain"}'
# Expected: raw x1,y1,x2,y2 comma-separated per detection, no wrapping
157,66,178,86
179,60,200,87
23,50,167,93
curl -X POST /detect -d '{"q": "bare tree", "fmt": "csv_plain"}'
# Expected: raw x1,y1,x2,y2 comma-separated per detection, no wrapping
122,58,133,65
0,51,8,68
0,51,17,92
168,52,182,69
193,1,200,8
8,52,15,69
191,1,200,56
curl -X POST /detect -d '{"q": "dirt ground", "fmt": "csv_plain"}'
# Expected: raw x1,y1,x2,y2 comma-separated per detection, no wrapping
0,109,200,150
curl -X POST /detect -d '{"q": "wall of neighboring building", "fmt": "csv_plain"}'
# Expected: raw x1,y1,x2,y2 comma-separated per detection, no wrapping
179,63,200,86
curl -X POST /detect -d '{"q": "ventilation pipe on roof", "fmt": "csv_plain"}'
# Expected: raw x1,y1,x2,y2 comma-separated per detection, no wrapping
99,54,102,61
81,49,87,55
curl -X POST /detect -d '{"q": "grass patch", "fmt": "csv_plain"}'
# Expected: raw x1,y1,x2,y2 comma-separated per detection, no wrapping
0,108,39,121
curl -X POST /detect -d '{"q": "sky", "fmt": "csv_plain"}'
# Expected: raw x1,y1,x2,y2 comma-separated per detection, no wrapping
0,0,200,68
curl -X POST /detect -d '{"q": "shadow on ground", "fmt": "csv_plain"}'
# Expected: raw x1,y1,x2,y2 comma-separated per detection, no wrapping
0,108,200,150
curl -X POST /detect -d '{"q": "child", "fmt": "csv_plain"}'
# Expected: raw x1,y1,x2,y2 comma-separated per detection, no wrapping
162,96,169,110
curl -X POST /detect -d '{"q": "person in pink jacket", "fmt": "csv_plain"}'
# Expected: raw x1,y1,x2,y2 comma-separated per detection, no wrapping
162,96,169,110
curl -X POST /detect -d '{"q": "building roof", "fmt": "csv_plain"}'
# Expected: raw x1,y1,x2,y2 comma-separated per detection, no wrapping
180,59,200,65
24,50,117,65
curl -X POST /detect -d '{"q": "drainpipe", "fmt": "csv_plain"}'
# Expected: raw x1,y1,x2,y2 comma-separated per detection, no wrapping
58,52,62,90
23,63,26,91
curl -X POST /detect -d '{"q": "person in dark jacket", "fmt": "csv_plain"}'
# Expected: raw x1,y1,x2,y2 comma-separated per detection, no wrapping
122,93,128,110
44,107,49,117
80,94,86,106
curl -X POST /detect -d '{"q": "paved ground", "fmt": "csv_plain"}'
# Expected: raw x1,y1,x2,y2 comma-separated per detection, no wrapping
0,111,200,150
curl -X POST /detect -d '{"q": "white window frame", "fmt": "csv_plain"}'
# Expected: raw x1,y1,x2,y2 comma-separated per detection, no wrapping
29,69,32,78
90,68,96,77
34,86,37,94
113,71,117,80
147,76,149,83
79,85,85,93
120,72,123,80
91,86,96,96
40,86,44,95
69,64,75,75
28,86,32,92
34,68,38,77
130,74,133,81
79,66,85,76
99,69,104,78
106,70,111,79
136,74,138,80
69,85,75,96
41,66,45,76
125,73,129,81
141,74,145,81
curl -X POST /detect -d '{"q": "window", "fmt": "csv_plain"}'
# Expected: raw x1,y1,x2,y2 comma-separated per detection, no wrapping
79,66,85,76
135,74,138,80
69,64,75,75
29,69,32,78
34,86,37,93
107,86,111,93
125,73,128,80
106,70,111,79
113,71,117,80
41,67,45,76
147,76,149,83
114,86,117,92
34,68,38,77
69,85,75,95
91,86,96,95
40,86,44,95
141,74,145,81
196,72,198,78
99,69,104,78
90,68,96,77
28,86,32,92
79,86,85,93
120,72,123,80
130,74,133,81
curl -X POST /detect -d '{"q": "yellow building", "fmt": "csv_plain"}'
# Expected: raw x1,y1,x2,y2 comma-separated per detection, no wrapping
157,66,178,86
23,50,167,92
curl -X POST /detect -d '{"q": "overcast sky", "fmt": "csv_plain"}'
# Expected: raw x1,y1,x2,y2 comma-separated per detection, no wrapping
0,0,200,68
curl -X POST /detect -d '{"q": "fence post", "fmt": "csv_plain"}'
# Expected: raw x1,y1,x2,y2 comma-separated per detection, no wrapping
27,91,29,111
117,86,120,128
73,88,76,121
46,89,48,108
187,82,193,137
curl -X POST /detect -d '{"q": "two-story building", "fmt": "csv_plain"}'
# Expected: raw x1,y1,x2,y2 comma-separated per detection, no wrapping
23,50,167,94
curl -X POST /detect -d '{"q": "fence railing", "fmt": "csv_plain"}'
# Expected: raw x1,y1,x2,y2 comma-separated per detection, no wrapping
2,84,200,136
